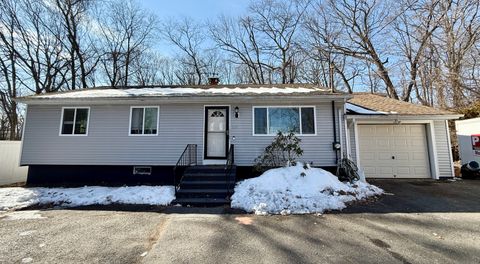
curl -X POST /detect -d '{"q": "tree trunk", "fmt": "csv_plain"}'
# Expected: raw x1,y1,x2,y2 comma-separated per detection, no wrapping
8,101,17,140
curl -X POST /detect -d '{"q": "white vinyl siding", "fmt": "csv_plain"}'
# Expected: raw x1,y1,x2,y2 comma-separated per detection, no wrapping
434,120,454,178
21,102,344,167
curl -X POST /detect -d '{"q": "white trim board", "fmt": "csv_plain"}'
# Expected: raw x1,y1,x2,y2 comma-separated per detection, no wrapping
344,106,352,159
19,105,28,166
338,107,344,159
354,120,360,167
427,121,441,179
445,120,455,178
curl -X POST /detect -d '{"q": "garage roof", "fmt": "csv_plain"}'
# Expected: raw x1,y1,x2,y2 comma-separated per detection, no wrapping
348,93,456,116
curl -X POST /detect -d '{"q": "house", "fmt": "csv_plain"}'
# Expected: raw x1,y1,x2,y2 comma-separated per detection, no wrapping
16,85,461,188
16,84,349,189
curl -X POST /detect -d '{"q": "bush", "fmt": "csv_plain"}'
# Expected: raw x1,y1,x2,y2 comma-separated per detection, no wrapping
254,131,304,172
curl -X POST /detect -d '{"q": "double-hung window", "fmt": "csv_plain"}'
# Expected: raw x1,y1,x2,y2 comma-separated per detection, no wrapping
60,107,90,135
253,106,315,135
129,106,159,135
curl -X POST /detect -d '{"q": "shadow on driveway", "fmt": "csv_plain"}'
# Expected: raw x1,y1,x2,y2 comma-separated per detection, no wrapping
338,179,480,214
22,179,480,215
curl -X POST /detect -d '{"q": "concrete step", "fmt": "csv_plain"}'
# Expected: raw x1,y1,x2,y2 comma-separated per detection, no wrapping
182,174,236,181
176,188,233,199
181,180,236,189
177,188,233,194
185,165,236,173
172,197,230,206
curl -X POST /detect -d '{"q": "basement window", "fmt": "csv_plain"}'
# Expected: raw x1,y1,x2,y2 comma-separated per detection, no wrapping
133,166,152,175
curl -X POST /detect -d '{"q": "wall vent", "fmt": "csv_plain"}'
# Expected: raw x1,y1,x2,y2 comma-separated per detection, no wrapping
133,166,152,175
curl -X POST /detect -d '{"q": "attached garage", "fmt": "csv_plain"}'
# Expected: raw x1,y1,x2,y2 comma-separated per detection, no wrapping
346,93,462,179
357,124,430,178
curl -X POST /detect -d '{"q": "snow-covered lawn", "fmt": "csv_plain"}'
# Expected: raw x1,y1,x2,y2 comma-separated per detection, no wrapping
0,186,175,212
231,163,383,215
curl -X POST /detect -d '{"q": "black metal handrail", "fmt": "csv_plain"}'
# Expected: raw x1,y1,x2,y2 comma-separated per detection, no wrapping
224,144,235,197
173,144,197,195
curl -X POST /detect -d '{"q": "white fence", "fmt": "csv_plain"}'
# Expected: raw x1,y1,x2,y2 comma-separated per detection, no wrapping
0,141,28,185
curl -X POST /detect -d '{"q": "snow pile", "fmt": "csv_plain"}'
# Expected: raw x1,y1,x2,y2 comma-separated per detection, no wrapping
0,186,175,211
231,163,383,215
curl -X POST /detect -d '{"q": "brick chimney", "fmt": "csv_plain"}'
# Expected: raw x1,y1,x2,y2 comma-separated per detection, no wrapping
208,77,219,85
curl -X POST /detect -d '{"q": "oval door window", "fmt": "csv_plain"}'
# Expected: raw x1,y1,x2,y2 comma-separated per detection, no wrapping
211,111,225,117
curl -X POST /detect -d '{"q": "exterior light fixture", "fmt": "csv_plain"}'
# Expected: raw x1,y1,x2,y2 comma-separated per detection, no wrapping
234,106,239,118
332,142,341,150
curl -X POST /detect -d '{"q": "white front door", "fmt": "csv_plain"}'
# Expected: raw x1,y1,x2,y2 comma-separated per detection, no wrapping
358,124,431,178
205,107,229,159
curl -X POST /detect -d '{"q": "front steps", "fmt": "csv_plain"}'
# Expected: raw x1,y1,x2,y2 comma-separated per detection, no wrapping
173,165,236,207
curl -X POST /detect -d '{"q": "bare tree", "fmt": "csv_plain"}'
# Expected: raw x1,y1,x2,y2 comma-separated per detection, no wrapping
52,0,98,89
211,15,269,84
394,0,445,102
437,0,480,107
1,0,71,95
417,39,440,106
161,18,207,85
303,2,361,92
317,0,400,98
0,0,479,114
131,51,165,85
0,1,22,139
210,0,310,84
96,0,157,87
0,7,18,139
248,0,311,83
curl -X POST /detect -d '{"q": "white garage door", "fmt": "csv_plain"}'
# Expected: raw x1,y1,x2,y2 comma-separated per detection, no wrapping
358,124,431,178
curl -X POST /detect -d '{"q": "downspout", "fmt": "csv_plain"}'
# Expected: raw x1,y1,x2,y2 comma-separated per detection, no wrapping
332,101,338,162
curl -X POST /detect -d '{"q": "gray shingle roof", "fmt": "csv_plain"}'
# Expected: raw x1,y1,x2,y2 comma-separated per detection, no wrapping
348,93,456,115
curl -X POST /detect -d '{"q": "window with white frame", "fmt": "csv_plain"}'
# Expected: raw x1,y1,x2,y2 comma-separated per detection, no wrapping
130,107,159,135
60,107,90,135
253,106,315,135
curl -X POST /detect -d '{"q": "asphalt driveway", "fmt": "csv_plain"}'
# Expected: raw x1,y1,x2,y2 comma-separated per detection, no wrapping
1,179,479,264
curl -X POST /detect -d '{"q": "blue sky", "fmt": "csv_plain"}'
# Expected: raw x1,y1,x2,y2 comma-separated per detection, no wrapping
140,0,251,55
141,0,250,20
